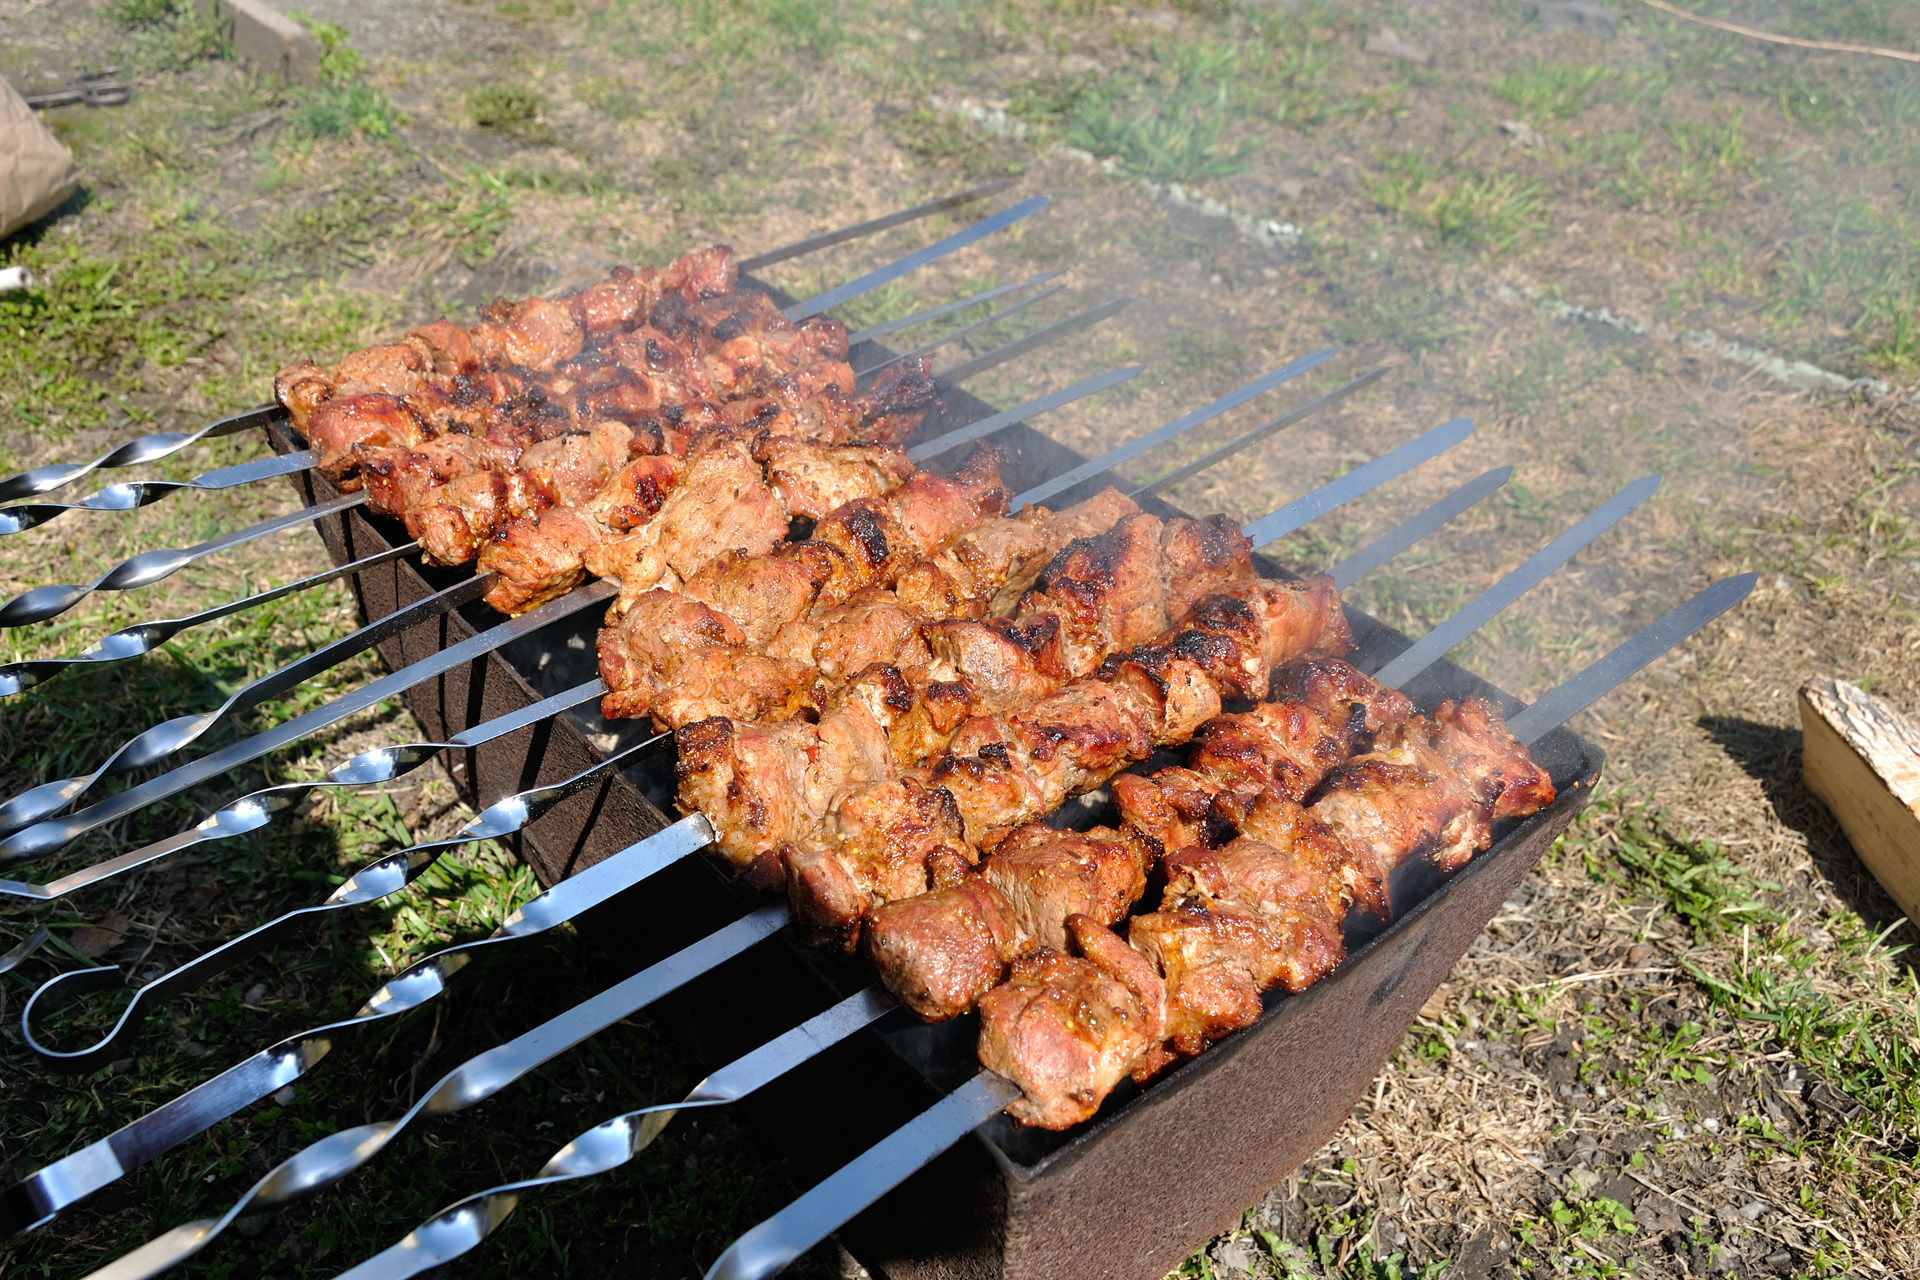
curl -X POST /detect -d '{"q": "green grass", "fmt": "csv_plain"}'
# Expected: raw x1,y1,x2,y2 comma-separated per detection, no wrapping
1495,60,1609,121
1066,43,1253,184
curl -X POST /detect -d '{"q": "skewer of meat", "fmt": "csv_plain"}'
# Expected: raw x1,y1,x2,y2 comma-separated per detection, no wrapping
976,685,1556,1128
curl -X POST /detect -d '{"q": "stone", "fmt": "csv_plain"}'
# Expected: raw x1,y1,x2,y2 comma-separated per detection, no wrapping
1210,1238,1260,1277
1740,1200,1769,1220
1501,119,1545,146
197,0,322,84
1536,0,1616,36
1362,26,1432,67
1276,176,1305,201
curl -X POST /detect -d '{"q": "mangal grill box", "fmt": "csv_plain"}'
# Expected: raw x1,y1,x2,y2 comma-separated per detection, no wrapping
267,295,1601,1280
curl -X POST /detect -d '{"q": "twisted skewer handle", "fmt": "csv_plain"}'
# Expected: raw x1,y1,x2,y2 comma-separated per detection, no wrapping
0,541,418,697
0,581,617,867
0,491,365,629
21,731,667,1070
1,814,717,1235
336,987,895,1280
0,405,285,504
0,450,318,536
0,572,492,832
0,680,605,902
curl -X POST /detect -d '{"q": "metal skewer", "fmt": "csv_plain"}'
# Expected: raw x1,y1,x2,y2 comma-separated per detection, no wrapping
0,271,1072,542
699,567,1756,1280
1013,345,1340,511
848,266,1066,345
852,284,1066,378
8,437,1491,1232
0,573,495,833
0,491,369,629
0,184,1017,505
21,734,671,1072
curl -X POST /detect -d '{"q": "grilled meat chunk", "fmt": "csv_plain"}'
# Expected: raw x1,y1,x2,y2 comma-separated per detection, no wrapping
976,917,1167,1130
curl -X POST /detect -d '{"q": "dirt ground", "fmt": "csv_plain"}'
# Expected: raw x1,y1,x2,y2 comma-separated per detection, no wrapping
0,0,1917,1277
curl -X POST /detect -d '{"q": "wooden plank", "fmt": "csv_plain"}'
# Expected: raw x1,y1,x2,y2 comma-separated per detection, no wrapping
1800,676,1920,925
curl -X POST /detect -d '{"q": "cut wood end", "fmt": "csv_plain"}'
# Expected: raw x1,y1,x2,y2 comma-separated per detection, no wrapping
1800,677,1920,926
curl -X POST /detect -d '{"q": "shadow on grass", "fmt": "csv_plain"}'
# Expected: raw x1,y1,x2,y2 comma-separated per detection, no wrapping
1698,713,1920,972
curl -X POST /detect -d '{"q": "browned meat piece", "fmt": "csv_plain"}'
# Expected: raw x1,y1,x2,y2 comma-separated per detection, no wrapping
359,433,488,523
332,341,431,398
786,774,973,948
1018,514,1171,675
921,617,1070,716
275,361,332,433
976,918,1166,1130
478,505,602,615
1032,486,1139,550
571,266,656,335
306,394,427,482
407,320,480,376
1310,757,1490,883
519,422,635,508
1230,789,1387,921
1111,766,1231,855
470,296,585,370
405,370,526,437
1161,515,1255,621
755,437,915,521
681,541,845,651
590,436,789,611
862,880,1020,1021
592,455,684,534
674,716,819,873
1420,697,1556,820
1130,819,1347,1055
768,601,928,684
596,591,814,726
657,243,738,300
931,516,1053,615
1272,658,1416,737
1188,700,1354,806
596,327,718,406
853,357,943,443
859,822,1152,1021
982,825,1153,951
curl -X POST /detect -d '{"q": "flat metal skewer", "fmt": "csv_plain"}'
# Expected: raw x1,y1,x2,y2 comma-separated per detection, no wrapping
0,272,1072,542
852,284,1065,378
20,734,671,1072
0,680,606,903
1013,346,1340,511
4,439,1494,1230
700,564,1755,1280
0,491,369,629
0,184,1017,505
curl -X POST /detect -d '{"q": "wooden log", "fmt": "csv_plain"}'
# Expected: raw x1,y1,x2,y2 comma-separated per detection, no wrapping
1800,676,1920,925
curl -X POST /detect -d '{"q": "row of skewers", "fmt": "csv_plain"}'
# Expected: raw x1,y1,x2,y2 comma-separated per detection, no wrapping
0,192,1752,1280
